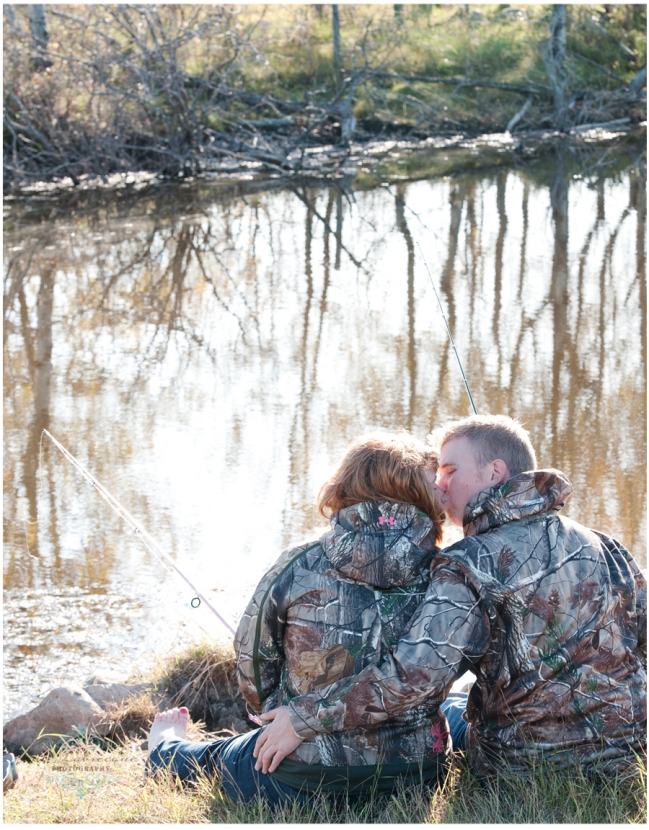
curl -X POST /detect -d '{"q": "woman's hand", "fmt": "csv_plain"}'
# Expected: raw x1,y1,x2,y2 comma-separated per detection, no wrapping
253,706,304,774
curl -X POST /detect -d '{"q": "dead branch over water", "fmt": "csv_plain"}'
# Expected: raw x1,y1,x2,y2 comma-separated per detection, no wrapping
3,4,646,192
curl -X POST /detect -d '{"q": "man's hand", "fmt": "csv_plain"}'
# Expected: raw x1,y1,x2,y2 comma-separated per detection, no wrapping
253,706,303,774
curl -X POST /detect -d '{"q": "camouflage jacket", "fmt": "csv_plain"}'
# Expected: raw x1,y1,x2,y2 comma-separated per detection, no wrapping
234,501,453,770
287,471,647,778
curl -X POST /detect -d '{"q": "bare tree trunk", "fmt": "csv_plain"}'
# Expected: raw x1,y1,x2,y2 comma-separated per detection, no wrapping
627,63,647,95
545,4,567,131
506,95,533,134
332,5,341,86
28,4,52,70
4,5,23,37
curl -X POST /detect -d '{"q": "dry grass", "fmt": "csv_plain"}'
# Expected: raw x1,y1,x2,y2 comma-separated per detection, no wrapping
90,640,251,749
158,640,250,734
4,4,645,187
2,742,216,824
4,740,645,825
4,640,646,824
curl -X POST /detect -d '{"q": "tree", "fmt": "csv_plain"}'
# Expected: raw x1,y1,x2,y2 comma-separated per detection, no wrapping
627,64,647,95
27,4,52,70
544,4,567,131
332,5,341,86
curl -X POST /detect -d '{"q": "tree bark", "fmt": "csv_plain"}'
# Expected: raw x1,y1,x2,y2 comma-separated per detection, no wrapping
545,4,567,131
28,4,52,70
506,95,533,133
332,5,341,86
4,5,23,37
627,63,647,95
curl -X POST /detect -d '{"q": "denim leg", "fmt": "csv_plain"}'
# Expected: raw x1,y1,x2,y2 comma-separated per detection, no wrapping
440,692,468,752
148,728,307,806
148,737,221,781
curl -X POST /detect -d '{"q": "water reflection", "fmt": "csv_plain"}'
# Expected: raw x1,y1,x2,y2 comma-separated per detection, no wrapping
3,150,646,719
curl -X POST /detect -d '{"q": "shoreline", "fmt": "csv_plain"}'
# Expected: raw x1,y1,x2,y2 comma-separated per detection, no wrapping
4,121,645,204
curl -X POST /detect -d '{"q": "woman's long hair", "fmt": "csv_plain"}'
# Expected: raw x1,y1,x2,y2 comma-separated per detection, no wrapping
317,431,444,544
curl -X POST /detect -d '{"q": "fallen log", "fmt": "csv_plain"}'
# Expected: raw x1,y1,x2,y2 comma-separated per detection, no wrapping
569,117,631,133
373,71,551,97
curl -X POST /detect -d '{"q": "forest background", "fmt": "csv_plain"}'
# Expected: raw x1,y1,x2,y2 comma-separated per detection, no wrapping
3,3,646,190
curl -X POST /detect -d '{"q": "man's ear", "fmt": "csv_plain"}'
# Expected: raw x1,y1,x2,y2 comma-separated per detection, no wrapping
491,459,509,486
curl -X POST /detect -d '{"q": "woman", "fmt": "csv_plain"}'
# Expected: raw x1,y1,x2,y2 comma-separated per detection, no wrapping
148,431,449,804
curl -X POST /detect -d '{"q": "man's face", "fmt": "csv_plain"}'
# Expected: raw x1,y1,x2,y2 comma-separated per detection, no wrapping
437,436,502,526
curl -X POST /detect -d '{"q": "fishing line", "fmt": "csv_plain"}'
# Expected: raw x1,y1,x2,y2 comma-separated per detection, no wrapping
42,429,237,638
417,241,478,415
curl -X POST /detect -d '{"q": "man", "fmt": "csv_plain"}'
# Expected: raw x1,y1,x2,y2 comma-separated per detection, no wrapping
253,415,647,780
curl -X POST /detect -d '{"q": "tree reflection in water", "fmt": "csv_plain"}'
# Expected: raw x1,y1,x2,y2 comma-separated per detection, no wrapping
3,153,646,716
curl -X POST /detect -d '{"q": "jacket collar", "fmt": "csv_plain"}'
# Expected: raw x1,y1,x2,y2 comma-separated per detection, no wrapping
463,469,573,537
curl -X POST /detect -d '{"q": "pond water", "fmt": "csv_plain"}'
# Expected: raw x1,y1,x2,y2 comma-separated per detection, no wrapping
3,147,646,721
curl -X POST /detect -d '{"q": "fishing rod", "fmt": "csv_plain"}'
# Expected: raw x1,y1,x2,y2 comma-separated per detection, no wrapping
417,241,478,415
42,429,237,638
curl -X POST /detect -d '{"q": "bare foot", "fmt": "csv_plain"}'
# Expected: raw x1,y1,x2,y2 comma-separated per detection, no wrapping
148,707,190,754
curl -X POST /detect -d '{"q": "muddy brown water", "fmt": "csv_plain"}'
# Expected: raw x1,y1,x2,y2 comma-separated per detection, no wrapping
3,147,646,722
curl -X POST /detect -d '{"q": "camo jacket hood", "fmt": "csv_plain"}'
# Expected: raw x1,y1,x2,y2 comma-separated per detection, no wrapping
321,501,437,588
287,471,647,779
234,501,451,773
463,468,573,536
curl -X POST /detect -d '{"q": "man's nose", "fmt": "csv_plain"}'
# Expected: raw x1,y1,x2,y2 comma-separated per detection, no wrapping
437,475,448,493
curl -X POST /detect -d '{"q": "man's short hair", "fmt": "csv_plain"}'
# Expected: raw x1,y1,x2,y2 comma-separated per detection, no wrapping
431,414,537,477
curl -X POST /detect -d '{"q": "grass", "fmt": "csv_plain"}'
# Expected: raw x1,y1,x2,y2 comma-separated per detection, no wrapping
3,738,646,824
230,3,646,131
3,639,647,824
4,4,645,187
6,4,647,133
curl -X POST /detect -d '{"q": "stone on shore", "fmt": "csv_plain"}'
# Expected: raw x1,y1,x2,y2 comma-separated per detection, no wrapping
3,686,110,756
83,674,154,709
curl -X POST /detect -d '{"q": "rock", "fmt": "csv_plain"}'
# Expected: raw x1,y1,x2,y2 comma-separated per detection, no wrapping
498,8,528,21
3,686,109,756
83,680,154,709
83,672,127,686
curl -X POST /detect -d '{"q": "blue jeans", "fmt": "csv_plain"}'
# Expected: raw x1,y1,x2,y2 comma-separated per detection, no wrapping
148,727,307,805
440,692,468,752
149,696,469,803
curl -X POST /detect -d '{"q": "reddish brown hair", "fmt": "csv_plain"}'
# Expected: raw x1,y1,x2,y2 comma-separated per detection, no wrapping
317,431,444,544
